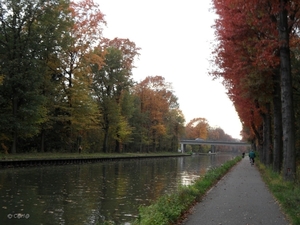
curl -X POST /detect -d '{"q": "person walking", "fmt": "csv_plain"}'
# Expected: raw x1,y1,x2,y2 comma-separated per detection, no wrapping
249,150,256,165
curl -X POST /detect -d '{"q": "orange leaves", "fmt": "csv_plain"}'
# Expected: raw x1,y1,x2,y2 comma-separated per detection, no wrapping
211,0,287,139
70,0,106,48
185,118,208,140
100,38,141,72
134,76,177,138
152,124,166,136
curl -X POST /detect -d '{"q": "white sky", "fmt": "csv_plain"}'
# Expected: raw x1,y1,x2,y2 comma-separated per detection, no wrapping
96,0,243,139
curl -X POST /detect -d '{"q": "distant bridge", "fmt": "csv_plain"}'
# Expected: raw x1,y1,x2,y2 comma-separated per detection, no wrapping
179,139,251,153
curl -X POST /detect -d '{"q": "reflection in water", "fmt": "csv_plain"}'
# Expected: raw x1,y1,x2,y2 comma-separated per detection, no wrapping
0,154,236,225
180,171,201,186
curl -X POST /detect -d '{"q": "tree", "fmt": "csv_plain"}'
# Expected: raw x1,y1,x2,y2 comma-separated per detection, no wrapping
279,0,296,181
133,76,180,152
0,0,72,153
163,109,185,152
185,118,209,140
212,0,278,165
52,0,106,151
212,0,299,179
290,39,300,173
91,38,140,153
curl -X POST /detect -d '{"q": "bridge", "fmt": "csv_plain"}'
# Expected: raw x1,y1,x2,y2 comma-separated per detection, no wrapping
179,139,251,153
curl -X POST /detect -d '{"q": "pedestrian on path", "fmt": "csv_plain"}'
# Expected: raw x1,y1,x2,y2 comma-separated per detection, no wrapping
249,149,256,165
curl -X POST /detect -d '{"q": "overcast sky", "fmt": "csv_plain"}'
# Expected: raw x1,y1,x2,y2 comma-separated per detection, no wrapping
96,0,243,139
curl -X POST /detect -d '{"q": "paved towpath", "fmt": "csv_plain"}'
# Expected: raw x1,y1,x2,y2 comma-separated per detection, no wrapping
181,157,290,225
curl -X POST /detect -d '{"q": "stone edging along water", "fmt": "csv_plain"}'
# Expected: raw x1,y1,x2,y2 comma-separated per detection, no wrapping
0,153,191,169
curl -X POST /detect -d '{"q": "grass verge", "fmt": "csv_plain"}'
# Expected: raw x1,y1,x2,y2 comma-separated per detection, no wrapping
132,156,242,225
256,162,300,225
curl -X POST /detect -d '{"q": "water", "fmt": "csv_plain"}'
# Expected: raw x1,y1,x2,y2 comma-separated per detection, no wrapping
0,153,236,225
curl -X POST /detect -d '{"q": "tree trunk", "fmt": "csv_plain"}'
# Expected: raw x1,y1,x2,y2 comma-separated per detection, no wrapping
11,97,18,154
279,0,296,181
103,126,109,153
262,113,267,164
102,110,110,153
115,137,122,153
262,103,272,166
258,125,264,161
11,132,17,154
251,120,263,160
272,71,283,172
40,129,45,153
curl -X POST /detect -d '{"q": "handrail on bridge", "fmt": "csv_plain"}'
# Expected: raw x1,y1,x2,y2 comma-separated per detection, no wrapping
178,139,251,153
179,139,251,146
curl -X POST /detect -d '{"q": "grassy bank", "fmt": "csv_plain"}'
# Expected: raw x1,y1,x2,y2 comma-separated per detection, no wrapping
256,162,300,225
0,152,189,161
132,156,241,225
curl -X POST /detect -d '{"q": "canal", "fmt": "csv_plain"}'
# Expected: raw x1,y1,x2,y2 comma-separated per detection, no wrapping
0,153,237,225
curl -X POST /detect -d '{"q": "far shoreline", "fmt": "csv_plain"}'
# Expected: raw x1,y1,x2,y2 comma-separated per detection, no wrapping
0,152,191,169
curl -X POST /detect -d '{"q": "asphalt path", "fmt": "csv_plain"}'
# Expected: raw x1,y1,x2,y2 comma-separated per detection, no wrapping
181,157,290,225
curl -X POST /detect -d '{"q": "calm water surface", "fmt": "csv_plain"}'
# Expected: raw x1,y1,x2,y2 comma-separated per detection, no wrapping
0,154,236,225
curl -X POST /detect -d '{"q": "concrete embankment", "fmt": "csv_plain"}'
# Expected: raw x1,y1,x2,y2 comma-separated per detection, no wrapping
0,153,190,168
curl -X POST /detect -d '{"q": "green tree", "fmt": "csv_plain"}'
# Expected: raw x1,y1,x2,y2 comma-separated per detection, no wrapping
127,94,149,152
163,109,185,152
0,0,71,153
91,46,137,153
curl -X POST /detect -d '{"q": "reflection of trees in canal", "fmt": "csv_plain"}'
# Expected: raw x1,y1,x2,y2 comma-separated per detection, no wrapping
0,154,236,225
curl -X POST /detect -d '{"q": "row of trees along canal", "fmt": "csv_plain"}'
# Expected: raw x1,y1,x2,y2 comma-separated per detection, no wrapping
0,0,238,157
212,0,300,181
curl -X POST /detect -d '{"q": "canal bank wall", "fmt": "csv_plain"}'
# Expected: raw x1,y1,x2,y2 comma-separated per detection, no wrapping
0,153,191,169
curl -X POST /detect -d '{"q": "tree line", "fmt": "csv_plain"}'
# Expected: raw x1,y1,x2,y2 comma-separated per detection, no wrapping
0,0,236,155
212,0,300,181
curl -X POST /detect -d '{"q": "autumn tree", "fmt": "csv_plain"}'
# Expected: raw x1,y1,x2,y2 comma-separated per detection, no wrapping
92,47,130,153
212,0,279,166
91,38,140,153
208,127,227,141
184,118,209,152
133,76,182,152
185,118,209,140
51,0,106,151
164,109,185,152
212,0,300,179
